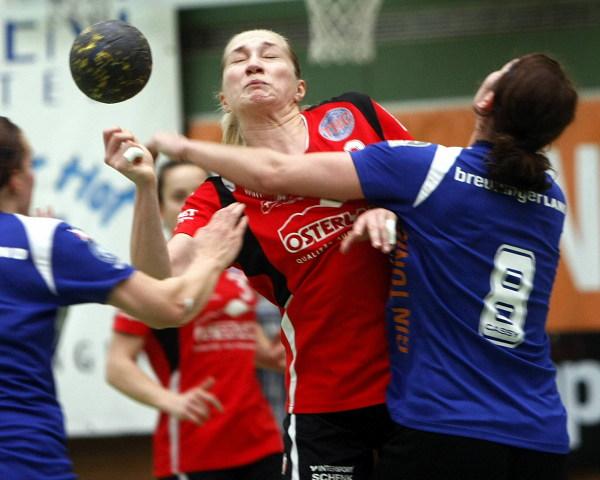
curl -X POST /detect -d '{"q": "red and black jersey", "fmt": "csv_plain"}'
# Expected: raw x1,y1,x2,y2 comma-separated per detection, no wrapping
113,268,282,477
175,92,413,414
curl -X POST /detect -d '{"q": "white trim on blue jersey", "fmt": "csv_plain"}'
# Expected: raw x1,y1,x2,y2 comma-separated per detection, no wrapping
350,140,569,454
412,145,462,207
15,214,62,294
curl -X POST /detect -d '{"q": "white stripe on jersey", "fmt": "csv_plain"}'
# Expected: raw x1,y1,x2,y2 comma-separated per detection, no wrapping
413,146,463,207
15,215,62,295
169,370,182,475
287,414,300,480
281,296,298,413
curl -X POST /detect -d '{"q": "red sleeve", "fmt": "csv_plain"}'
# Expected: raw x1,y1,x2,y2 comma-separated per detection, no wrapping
173,179,221,237
371,99,413,141
113,311,150,336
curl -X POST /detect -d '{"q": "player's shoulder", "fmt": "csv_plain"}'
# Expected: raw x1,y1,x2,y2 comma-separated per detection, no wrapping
13,214,66,245
360,141,453,171
204,175,238,198
303,91,389,140
14,213,64,229
305,91,374,113
184,175,235,203
383,139,442,157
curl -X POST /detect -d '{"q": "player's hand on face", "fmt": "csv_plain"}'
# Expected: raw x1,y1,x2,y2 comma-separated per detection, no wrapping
103,127,155,185
193,203,248,269
146,131,188,161
169,377,224,425
340,208,397,254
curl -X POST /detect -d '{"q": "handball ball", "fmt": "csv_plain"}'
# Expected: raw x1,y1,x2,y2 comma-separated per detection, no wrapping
69,20,152,104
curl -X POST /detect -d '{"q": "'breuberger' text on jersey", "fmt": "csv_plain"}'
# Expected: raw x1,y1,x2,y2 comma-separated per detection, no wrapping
351,140,568,453
175,92,412,413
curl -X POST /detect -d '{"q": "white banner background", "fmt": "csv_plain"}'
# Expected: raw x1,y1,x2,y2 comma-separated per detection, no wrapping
0,0,180,435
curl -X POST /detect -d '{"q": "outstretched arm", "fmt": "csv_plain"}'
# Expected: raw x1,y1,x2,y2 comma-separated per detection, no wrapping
106,331,222,424
107,203,248,328
147,132,365,201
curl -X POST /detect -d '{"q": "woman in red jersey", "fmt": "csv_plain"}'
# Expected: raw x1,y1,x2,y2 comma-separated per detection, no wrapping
104,29,412,480
106,160,284,480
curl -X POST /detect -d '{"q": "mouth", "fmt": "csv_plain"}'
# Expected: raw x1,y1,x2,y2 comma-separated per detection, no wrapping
245,80,267,88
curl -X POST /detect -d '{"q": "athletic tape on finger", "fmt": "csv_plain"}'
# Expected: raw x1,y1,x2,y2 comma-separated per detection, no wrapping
123,146,144,163
385,218,397,245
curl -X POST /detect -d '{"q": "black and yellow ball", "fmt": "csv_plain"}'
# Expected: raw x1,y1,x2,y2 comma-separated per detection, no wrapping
69,20,152,104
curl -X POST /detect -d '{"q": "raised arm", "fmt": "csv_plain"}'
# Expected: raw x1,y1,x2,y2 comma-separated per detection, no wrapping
107,202,247,328
103,128,177,279
147,132,365,201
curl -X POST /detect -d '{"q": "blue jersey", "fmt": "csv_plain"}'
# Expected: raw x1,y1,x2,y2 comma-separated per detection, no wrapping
0,213,134,479
351,140,568,454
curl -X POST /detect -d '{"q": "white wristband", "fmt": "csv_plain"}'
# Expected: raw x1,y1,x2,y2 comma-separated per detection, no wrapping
123,146,144,163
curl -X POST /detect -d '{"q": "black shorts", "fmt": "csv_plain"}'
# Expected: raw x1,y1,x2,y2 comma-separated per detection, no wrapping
159,452,282,480
374,424,568,480
282,404,395,480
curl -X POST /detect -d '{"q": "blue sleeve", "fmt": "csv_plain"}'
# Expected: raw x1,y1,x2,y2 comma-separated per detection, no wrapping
351,140,438,213
51,224,135,305
352,140,438,213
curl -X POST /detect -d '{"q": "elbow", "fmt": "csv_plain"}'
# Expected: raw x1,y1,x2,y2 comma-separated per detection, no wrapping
149,304,191,329
105,368,114,387
105,358,120,388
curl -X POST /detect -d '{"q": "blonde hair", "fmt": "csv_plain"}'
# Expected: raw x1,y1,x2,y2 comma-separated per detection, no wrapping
218,29,302,146
220,111,245,146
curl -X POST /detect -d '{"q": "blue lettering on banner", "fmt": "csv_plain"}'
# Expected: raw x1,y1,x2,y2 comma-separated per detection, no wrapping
43,69,58,105
0,73,13,106
33,155,47,170
52,156,135,226
0,10,129,108
6,20,36,63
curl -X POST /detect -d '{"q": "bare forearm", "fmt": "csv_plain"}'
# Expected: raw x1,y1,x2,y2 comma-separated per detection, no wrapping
110,255,224,328
181,140,360,200
106,356,173,412
110,202,246,328
255,324,285,372
182,140,284,194
131,178,172,278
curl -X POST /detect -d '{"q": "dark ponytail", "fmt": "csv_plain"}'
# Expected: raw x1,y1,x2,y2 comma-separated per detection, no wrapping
487,54,577,192
0,117,25,190
488,134,552,192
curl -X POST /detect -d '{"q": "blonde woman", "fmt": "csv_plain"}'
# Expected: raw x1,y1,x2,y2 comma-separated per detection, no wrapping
105,29,412,480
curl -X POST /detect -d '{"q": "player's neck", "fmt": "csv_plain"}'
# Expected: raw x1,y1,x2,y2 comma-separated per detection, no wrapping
469,117,494,145
238,107,307,154
0,190,17,213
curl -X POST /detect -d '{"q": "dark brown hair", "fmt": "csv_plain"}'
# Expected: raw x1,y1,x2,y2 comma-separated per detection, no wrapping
487,53,578,192
0,117,25,190
157,159,196,205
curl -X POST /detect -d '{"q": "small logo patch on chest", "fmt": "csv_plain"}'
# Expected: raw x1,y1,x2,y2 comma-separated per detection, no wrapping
318,107,355,141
